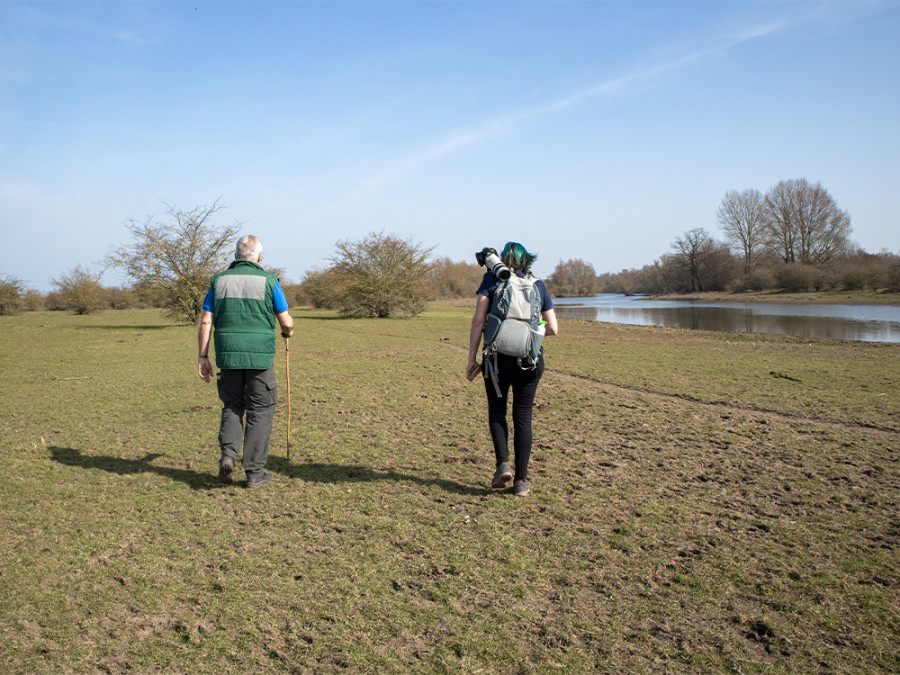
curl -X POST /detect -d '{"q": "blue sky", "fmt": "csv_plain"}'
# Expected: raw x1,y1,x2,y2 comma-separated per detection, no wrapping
2,1,898,291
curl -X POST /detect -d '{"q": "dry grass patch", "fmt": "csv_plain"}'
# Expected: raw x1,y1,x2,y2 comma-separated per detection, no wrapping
0,304,897,673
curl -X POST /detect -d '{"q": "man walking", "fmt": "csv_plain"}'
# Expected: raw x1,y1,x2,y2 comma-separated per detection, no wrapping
197,235,294,489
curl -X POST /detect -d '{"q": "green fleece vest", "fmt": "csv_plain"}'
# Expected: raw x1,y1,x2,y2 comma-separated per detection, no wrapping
211,260,278,370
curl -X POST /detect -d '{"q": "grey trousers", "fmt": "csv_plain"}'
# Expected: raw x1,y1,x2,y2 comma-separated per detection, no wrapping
216,367,278,479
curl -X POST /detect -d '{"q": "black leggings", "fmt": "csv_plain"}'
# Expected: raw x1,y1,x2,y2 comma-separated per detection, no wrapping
484,352,544,480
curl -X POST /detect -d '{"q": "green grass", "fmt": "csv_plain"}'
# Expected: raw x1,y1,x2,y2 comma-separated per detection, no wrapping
1,303,898,673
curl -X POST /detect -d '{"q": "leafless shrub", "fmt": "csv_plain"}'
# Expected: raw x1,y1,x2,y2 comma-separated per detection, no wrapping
426,257,484,299
107,201,240,323
546,259,599,297
0,275,25,315
51,265,108,314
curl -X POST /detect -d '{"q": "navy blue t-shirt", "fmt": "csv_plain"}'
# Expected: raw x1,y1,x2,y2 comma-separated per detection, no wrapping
476,271,554,312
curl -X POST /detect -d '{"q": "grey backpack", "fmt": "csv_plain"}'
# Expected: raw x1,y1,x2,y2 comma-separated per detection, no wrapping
482,273,545,396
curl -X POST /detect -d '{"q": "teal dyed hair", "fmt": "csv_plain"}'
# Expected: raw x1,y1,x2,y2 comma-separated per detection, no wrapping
501,241,537,273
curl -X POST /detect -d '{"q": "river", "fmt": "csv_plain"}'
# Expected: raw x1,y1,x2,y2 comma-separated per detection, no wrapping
551,294,900,343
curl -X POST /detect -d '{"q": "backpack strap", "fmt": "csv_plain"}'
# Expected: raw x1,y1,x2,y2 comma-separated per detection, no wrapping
516,356,537,372
483,347,503,398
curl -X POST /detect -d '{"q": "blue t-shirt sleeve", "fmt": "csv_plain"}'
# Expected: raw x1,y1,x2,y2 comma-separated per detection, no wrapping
476,272,495,297
273,281,289,313
201,285,214,313
537,280,554,312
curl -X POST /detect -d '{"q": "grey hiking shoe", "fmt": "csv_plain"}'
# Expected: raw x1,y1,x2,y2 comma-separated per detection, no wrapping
246,471,274,489
514,479,530,497
491,462,513,489
218,457,235,485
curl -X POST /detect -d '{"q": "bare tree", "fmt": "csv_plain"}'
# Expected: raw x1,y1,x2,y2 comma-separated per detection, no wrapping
0,275,25,315
51,265,107,314
717,188,766,274
300,266,347,309
106,201,240,323
764,179,852,265
803,186,852,264
327,231,433,318
426,257,484,299
764,180,798,263
547,259,599,297
671,228,714,293
22,289,45,312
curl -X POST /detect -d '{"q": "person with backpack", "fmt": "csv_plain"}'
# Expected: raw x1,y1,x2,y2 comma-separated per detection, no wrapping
466,242,558,496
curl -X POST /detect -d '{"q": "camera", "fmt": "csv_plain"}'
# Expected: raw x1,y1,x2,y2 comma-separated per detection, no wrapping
475,247,510,280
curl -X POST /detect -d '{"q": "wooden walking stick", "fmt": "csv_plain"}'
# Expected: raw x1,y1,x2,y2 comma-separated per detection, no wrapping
284,335,292,476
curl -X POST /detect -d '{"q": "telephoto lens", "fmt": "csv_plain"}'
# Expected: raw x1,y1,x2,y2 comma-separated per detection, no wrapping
484,251,511,280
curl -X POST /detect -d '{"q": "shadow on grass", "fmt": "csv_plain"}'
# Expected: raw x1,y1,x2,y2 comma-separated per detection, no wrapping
49,446,219,491
74,325,182,331
48,449,488,496
274,460,491,496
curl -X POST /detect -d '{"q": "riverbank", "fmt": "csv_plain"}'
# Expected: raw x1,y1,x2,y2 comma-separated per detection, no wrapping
2,305,898,673
649,289,900,305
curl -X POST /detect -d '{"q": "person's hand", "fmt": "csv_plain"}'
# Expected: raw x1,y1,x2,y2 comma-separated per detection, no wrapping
281,328,293,338
198,356,212,383
466,359,481,382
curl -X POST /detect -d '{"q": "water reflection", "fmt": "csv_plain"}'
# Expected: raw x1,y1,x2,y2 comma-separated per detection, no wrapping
553,295,900,343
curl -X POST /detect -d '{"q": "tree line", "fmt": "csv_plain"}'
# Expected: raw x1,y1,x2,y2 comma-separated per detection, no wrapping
2,179,897,319
554,178,899,297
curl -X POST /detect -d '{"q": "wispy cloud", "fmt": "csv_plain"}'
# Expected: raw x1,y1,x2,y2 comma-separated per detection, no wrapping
345,16,792,202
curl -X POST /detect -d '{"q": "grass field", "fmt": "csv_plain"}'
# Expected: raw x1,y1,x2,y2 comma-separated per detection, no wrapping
1,303,898,674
